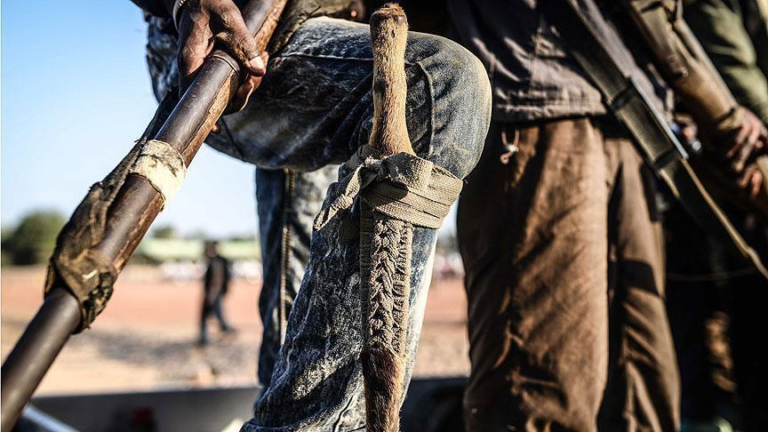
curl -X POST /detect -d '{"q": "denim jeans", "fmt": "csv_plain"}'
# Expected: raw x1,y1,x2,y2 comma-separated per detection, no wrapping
146,15,491,431
144,10,339,389
241,18,489,430
255,166,337,387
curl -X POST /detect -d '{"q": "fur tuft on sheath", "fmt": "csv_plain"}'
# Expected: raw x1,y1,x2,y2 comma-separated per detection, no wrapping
361,343,404,432
369,3,412,157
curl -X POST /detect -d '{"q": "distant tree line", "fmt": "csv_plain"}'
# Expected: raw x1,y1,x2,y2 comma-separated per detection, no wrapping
1,210,253,266
2,210,66,265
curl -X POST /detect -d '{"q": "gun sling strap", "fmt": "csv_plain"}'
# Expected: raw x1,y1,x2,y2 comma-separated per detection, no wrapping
544,0,768,280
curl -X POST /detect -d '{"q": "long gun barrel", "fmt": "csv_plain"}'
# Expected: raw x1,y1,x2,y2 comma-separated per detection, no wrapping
0,1,286,429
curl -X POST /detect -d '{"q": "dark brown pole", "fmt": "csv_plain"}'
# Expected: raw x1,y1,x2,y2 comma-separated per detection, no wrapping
0,2,286,430
0,290,80,432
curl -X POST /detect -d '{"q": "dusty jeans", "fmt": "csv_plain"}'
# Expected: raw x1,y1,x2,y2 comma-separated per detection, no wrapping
255,166,337,387
237,18,490,430
457,119,680,431
147,14,491,429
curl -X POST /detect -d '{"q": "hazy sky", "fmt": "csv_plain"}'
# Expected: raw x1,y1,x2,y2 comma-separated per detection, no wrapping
1,1,259,238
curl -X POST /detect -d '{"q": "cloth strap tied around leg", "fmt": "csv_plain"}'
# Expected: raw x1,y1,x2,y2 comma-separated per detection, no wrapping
312,145,463,431
313,146,463,231
129,139,187,205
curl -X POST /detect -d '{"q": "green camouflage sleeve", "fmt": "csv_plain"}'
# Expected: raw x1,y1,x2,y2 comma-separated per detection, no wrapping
684,0,768,123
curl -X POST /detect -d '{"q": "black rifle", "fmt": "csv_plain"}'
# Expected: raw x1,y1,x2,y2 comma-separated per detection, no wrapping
544,0,768,280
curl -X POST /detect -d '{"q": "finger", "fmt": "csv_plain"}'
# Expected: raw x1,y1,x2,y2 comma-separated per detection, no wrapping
757,127,768,154
213,5,265,76
227,52,269,113
227,75,260,113
750,171,762,197
725,119,753,159
177,12,214,91
738,137,768,170
747,121,763,148
733,127,762,173
735,122,752,147
725,130,745,159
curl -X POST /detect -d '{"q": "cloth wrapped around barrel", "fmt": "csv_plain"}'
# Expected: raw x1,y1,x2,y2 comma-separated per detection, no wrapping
44,92,179,332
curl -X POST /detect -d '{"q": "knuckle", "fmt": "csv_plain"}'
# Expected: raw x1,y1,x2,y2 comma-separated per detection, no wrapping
233,34,251,50
180,45,198,60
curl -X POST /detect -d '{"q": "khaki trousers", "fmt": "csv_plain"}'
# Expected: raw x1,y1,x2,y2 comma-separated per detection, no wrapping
458,118,680,431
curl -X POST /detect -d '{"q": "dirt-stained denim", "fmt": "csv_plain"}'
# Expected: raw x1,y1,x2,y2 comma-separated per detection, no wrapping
255,166,337,387
146,15,491,431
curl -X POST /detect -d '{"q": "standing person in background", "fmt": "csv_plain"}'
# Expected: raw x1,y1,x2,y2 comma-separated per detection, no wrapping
199,240,235,346
665,1,768,430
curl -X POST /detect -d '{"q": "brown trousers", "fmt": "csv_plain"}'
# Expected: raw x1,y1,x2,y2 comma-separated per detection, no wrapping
457,118,680,431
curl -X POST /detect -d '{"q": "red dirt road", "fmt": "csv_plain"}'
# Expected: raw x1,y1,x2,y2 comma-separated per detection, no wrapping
1,266,469,395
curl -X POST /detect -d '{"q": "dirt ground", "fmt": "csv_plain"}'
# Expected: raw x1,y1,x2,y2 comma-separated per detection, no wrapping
1,266,469,395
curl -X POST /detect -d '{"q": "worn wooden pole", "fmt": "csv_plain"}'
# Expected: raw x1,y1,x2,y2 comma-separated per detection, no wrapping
0,2,286,430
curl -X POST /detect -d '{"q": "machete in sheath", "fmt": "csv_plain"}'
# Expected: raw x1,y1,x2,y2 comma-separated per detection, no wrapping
544,0,768,280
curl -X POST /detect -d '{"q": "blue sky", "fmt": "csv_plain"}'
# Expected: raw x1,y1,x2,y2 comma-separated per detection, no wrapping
1,1,459,241
1,1,258,238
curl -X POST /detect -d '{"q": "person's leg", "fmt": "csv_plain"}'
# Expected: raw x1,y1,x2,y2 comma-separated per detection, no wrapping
598,135,681,432
458,118,611,431
213,295,233,332
199,299,211,345
148,13,489,428
224,18,490,431
664,208,734,427
256,166,338,387
729,266,768,431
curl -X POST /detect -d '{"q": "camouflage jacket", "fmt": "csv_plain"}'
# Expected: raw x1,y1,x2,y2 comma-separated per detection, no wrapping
684,0,768,123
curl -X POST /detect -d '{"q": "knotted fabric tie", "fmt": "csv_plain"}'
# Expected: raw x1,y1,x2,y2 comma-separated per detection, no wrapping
314,146,463,231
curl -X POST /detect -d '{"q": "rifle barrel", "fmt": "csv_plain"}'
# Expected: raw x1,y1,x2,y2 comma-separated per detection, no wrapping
1,289,80,432
0,1,287,429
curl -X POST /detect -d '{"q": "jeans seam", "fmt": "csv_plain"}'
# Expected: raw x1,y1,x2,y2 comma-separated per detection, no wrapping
332,381,364,432
278,170,296,344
